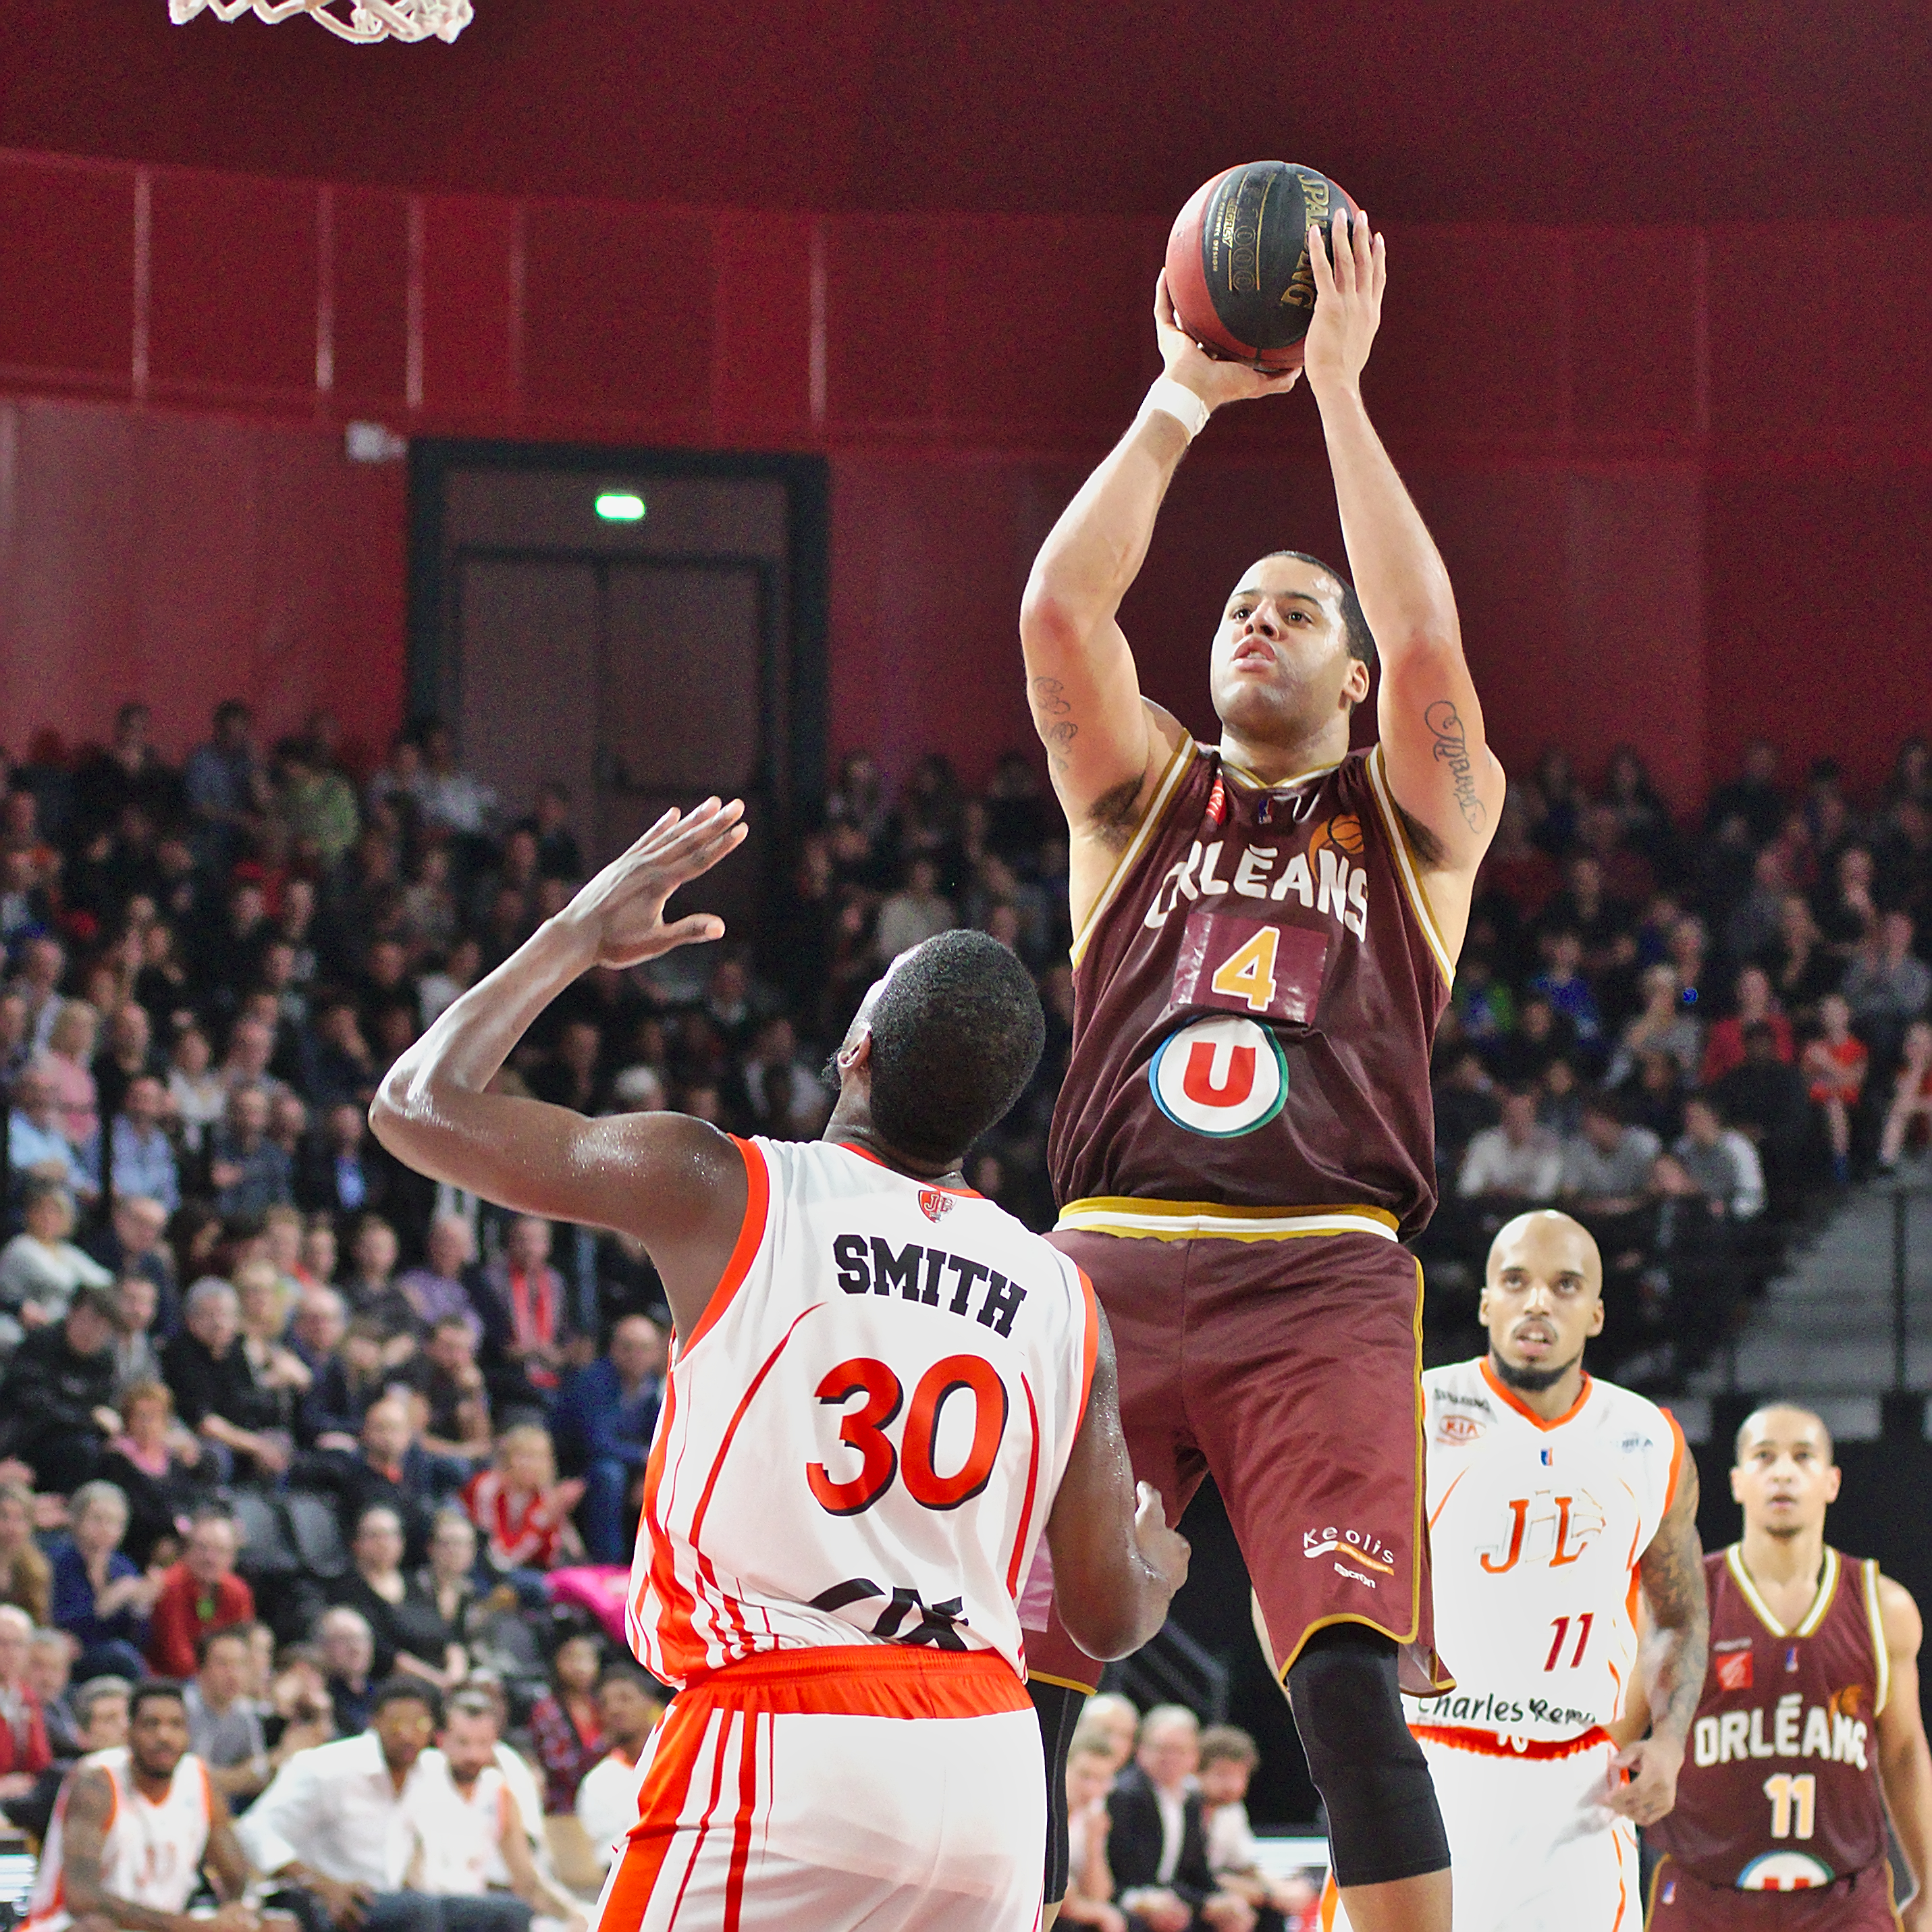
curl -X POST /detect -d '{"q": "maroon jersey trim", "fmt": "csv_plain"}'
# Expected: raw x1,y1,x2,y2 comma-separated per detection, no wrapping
1067,733,1200,969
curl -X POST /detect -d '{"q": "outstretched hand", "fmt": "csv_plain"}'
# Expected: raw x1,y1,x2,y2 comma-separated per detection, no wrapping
554,797,748,970
1153,271,1303,412
1302,209,1387,399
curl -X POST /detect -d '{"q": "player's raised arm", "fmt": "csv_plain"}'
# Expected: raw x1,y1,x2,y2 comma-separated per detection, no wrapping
1020,277,1297,911
370,800,750,1333
1609,1454,1709,1827
1875,1576,1932,1931
1303,213,1505,936
1044,1307,1190,1659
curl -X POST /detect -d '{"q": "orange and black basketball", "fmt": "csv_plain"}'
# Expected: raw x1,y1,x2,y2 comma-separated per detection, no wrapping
1164,160,1359,372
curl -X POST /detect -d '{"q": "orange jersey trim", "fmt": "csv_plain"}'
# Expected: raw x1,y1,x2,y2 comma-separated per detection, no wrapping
1659,1405,1688,1514
1480,1356,1595,1432
1412,1721,1613,1760
683,1642,1029,1719
678,1137,772,1359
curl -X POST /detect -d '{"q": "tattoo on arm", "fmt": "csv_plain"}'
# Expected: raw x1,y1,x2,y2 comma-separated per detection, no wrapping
1424,699,1488,835
1030,676,1078,766
1638,1459,1710,1744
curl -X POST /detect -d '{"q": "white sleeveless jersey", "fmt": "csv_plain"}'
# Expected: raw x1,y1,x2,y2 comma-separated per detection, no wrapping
24,1747,214,1932
1405,1359,1686,1750
628,1137,1098,1687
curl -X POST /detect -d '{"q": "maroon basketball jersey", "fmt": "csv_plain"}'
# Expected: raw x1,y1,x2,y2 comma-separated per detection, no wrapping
1048,739,1452,1233
1648,1545,1891,1893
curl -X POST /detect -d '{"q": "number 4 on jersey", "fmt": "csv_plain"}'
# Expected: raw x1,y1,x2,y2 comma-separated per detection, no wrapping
1209,927,1281,1014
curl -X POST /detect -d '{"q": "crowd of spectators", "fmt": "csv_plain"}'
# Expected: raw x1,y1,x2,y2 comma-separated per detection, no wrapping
0,693,1924,1886
1422,736,1932,1386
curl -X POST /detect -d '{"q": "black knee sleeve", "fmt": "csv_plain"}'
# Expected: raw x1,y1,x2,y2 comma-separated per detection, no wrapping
1285,1625,1449,1889
1029,1677,1085,1905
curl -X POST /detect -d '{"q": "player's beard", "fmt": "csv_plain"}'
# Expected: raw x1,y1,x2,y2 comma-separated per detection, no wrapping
1490,1345,1585,1394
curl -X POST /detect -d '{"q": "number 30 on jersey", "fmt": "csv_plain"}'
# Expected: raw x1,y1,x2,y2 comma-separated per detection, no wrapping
807,1356,1009,1516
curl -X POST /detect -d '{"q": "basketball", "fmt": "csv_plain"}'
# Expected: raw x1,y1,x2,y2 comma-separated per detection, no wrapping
1164,160,1360,371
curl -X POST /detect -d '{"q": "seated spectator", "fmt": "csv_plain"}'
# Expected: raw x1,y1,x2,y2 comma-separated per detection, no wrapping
109,1270,163,1393
52,1477,160,1680
1711,1021,1814,1202
1079,1693,1141,1773
1106,1704,1255,1932
83,1191,180,1337
1538,1057,1585,1142
1058,1729,1125,1932
475,1215,582,1403
340,1214,419,1360
236,1257,313,1432
290,1285,363,1449
396,1215,484,1343
0,1606,53,1827
1606,964,1701,1088
297,1100,393,1221
419,1509,500,1663
98,1378,209,1567
299,1212,339,1287
412,1690,587,1927
1483,994,1575,1089
165,1019,227,1156
28,1625,78,1763
1801,992,1869,1185
1456,1090,1561,1206
1674,1096,1767,1221
1700,965,1794,1086
1447,950,1516,1049
261,1201,308,1297
305,1393,467,1561
316,1604,377,1736
574,1665,668,1869
0,1485,48,1627
147,1507,254,1677
1198,1724,1316,1926
1559,1094,1662,1220
265,1639,336,1762
208,1082,294,1216
1770,892,1842,1019
738,1015,830,1140
1528,931,1605,1067
161,1277,290,1483
876,853,957,958
0,1181,112,1351
92,997,159,1120
1879,1019,1932,1172
41,1000,103,1148
552,1313,666,1563
86,1072,180,1214
240,1677,527,1932
529,1630,605,1816
1617,1046,1688,1146
1432,1048,1500,1179
306,998,379,1110
71,1673,132,1754
462,1425,583,1582
186,1621,273,1806
1844,911,1931,1069
1,1283,124,1490
329,1503,464,1688
267,1088,311,1167
412,1315,493,1460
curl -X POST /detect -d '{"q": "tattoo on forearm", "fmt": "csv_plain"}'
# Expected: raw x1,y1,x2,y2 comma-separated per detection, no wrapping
1031,676,1079,765
1424,699,1488,834
1640,1468,1711,1740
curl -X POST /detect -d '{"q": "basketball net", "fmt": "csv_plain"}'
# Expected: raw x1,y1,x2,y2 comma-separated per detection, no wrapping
169,0,472,43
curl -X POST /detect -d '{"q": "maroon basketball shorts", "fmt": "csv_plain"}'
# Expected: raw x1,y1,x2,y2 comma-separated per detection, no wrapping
1646,1856,1903,1929
1029,1223,1448,1698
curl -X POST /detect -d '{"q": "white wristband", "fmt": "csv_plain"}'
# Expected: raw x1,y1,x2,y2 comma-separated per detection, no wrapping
1141,375,1211,443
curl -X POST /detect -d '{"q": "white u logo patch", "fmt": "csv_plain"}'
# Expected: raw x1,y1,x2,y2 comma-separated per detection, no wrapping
1148,1014,1287,1138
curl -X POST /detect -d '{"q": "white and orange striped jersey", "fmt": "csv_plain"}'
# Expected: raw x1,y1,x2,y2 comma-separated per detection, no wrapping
1406,1358,1686,1751
23,1748,214,1932
628,1136,1098,1688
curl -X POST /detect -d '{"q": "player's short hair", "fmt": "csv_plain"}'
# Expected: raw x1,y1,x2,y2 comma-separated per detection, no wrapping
1198,1723,1260,1771
866,931,1046,1165
129,1682,188,1723
1260,550,1377,670
1734,1401,1835,1466
371,1677,444,1725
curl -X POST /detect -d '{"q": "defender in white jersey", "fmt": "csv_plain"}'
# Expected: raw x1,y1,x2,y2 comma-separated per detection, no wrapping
24,1682,257,1932
371,799,1189,1932
1328,1210,1709,1932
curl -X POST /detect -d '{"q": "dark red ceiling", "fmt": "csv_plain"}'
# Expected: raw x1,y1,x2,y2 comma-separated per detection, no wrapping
4,0,1928,221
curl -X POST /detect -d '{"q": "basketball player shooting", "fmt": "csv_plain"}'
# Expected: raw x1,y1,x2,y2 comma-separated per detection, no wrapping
369,799,1191,1930
1364,1210,1709,1932
1019,212,1503,1930
1644,1405,1932,1930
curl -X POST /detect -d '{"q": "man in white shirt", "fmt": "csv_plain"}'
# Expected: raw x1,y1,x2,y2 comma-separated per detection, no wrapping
1672,1095,1765,1220
237,1680,525,1932
1458,1088,1563,1205
410,1693,584,1931
573,1667,665,1870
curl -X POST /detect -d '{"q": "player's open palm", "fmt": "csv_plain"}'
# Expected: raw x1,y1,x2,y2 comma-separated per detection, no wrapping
556,797,747,969
1607,1732,1683,1827
1302,209,1386,396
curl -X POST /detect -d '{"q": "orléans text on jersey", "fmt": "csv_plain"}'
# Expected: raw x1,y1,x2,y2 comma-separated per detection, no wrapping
832,1235,1029,1337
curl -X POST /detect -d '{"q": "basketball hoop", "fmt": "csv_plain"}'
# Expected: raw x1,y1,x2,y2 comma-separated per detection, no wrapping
169,0,472,43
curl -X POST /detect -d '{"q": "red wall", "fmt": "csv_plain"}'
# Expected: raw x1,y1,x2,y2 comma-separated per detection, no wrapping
0,149,1925,802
